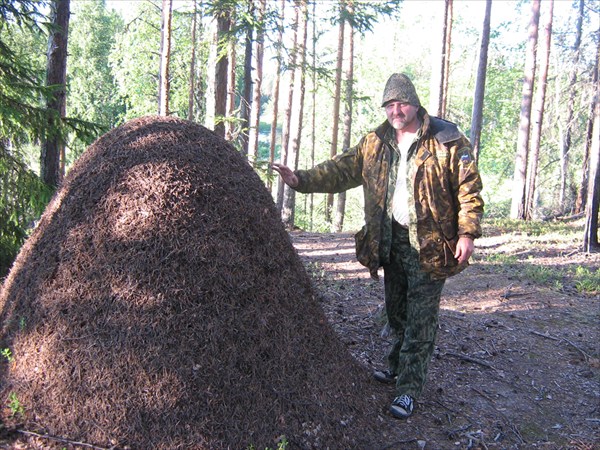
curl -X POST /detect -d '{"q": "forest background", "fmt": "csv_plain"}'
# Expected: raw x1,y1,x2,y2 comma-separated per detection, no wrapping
1,0,599,278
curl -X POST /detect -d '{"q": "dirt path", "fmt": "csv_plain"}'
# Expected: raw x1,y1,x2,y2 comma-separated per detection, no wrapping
291,228,599,450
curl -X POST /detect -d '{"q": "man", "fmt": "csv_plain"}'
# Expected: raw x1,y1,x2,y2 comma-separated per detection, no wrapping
273,73,484,419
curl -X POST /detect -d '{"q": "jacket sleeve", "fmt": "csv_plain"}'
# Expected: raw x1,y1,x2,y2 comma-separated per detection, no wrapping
293,140,365,194
450,137,484,239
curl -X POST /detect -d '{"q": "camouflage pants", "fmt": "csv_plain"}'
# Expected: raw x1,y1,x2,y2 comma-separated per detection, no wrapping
382,222,445,399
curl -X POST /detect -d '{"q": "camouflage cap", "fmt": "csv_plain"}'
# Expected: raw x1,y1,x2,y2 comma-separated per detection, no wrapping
381,73,421,107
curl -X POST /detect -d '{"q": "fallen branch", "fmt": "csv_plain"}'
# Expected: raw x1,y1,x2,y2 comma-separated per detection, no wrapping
500,283,535,300
530,330,560,341
445,351,497,370
17,429,113,450
530,331,591,361
471,387,494,403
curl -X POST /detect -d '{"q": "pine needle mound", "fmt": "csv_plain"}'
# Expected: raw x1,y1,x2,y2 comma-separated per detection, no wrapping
0,116,383,449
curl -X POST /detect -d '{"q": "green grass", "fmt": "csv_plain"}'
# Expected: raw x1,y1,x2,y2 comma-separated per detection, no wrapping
482,218,583,238
480,218,598,295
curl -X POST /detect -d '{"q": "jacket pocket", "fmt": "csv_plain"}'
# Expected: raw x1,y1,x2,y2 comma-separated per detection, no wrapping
442,234,459,267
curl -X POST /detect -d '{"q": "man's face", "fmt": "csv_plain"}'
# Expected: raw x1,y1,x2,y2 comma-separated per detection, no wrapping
385,101,419,131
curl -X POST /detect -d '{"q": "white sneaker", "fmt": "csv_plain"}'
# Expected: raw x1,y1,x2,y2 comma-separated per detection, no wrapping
390,394,414,419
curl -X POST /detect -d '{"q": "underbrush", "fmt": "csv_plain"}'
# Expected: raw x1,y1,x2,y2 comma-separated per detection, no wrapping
478,218,599,295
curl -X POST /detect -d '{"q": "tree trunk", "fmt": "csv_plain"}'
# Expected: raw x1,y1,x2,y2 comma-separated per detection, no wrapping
333,3,354,233
268,0,285,191
510,0,540,220
248,0,266,164
276,3,298,211
41,0,70,188
214,8,231,138
158,0,172,116
187,0,198,121
583,83,599,252
525,0,553,220
225,30,237,141
559,0,584,211
326,2,345,224
470,0,491,162
440,0,453,119
281,0,308,229
575,37,600,214
429,0,450,117
309,0,316,231
239,1,254,159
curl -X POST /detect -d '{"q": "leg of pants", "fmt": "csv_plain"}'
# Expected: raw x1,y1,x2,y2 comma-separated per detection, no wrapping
383,223,445,399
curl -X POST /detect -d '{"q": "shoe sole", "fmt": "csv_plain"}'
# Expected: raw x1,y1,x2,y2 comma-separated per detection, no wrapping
373,372,397,384
389,405,412,419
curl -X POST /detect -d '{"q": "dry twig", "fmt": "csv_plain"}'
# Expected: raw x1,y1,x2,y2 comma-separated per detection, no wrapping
17,430,113,450
530,330,591,361
445,351,497,370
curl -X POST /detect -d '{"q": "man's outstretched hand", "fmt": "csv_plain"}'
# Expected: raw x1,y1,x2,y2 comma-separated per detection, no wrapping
272,163,299,188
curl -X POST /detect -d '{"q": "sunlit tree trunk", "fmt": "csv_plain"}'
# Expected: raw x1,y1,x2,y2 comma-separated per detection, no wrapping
214,7,231,138
326,2,345,224
510,0,540,220
41,0,70,188
583,84,599,252
333,2,354,233
158,0,172,116
429,0,451,118
440,0,453,118
281,0,308,229
309,0,317,231
239,1,254,158
225,31,237,141
576,37,600,214
470,0,491,162
525,0,553,220
248,0,266,163
268,0,285,192
276,3,298,211
559,0,584,211
187,0,198,121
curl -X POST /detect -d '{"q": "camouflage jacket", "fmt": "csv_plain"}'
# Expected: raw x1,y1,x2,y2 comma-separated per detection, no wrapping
294,109,484,280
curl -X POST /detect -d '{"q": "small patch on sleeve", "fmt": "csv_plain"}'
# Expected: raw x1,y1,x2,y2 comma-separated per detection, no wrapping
459,147,473,164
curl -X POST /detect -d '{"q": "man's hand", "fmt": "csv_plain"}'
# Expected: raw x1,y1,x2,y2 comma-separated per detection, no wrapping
454,236,474,264
272,163,299,188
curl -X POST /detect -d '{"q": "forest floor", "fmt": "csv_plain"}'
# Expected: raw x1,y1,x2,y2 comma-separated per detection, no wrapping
291,219,599,450
0,221,597,450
